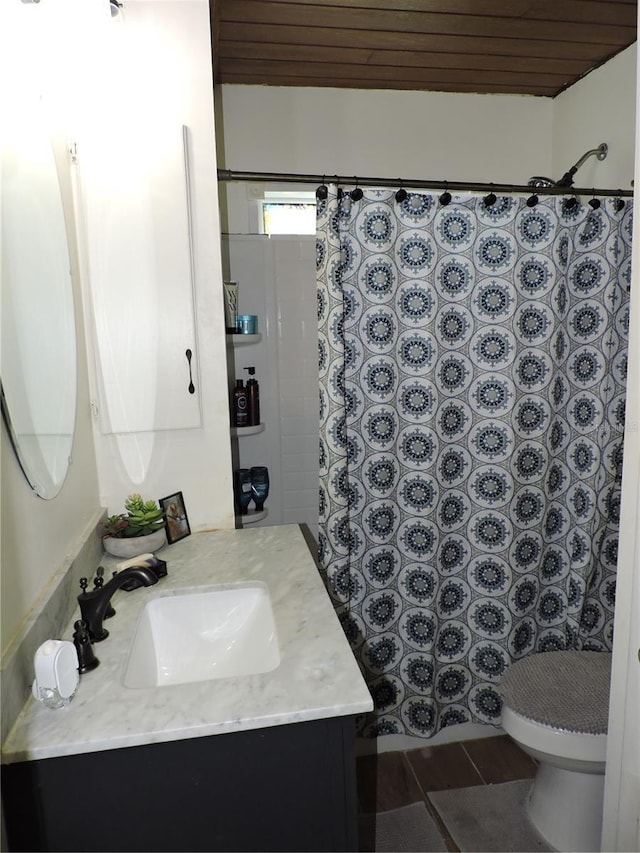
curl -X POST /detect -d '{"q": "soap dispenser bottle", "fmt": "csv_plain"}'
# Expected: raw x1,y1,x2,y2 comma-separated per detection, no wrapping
244,367,260,427
232,379,249,427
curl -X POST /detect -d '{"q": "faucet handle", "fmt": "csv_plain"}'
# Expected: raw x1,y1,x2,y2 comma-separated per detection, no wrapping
94,568,116,618
73,620,100,674
94,565,105,589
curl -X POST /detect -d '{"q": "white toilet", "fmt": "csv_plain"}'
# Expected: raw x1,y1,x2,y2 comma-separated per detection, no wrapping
500,649,611,853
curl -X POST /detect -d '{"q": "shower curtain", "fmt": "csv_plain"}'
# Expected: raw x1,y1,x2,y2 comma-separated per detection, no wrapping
317,187,633,738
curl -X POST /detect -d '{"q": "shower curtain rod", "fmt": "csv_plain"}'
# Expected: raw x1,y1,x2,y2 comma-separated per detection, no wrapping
217,169,634,198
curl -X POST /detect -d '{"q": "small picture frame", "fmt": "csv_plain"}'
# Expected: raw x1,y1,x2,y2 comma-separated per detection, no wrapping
159,491,191,544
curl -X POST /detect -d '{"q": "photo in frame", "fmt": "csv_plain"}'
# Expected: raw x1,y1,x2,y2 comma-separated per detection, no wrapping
159,491,191,544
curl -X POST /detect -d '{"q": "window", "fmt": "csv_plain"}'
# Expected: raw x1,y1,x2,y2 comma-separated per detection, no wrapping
258,191,316,236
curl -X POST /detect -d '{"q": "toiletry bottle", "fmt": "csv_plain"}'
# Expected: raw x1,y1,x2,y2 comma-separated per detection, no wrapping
234,469,252,515
232,379,249,427
244,367,260,426
223,281,239,333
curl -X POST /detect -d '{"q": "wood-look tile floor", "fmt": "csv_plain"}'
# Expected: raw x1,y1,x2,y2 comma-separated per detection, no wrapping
356,734,538,852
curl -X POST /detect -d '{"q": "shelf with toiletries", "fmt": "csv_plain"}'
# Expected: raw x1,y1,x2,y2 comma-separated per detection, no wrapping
223,281,260,339
242,508,268,525
229,361,269,525
224,280,270,527
226,333,262,346
231,365,261,431
231,423,265,437
234,466,269,526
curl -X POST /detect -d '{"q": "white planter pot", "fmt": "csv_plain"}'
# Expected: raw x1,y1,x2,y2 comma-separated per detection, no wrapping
102,528,167,558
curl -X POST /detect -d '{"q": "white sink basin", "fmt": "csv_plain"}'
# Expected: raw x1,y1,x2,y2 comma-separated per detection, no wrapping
123,583,280,688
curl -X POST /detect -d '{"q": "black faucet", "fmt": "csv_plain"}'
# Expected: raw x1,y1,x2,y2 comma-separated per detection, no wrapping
78,566,159,642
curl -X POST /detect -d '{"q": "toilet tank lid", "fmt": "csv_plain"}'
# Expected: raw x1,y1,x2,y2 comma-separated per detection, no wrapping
500,650,611,735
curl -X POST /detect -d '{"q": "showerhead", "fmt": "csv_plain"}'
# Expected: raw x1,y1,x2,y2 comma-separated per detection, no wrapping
527,143,608,190
527,176,557,188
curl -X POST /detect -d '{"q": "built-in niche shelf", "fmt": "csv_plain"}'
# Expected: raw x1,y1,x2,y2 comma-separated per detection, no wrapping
228,322,269,528
231,422,265,437
226,333,262,346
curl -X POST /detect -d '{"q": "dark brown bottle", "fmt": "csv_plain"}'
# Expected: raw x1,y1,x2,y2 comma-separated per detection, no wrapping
233,379,249,427
244,367,260,426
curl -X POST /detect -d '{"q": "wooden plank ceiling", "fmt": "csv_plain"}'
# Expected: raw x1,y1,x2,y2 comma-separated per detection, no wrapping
211,0,637,97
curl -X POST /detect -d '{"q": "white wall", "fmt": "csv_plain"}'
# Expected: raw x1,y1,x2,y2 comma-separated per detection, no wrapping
219,85,553,179
218,47,637,234
218,86,554,233
81,0,235,533
553,44,636,191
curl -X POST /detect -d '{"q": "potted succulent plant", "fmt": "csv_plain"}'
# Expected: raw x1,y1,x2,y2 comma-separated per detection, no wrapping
102,493,167,557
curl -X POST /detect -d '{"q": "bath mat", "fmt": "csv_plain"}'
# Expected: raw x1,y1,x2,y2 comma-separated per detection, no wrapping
359,801,448,852
428,779,552,852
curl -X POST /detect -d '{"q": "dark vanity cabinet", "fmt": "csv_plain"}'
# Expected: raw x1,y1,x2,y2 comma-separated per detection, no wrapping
3,716,359,852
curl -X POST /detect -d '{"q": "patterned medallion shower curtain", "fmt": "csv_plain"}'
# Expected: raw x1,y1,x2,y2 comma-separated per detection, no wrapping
317,187,632,739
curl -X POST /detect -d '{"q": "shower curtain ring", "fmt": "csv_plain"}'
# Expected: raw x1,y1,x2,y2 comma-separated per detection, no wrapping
350,178,363,202
395,181,408,203
614,196,625,212
526,191,539,208
588,190,601,210
483,184,497,207
439,183,452,206
316,175,328,200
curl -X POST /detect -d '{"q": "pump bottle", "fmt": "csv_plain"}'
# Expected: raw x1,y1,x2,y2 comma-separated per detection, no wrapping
244,367,260,427
232,379,249,427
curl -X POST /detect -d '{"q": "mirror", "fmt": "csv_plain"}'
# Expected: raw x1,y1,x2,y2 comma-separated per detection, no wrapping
1,96,77,499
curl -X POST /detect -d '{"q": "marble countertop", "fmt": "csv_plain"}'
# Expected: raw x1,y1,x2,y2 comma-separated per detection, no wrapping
2,525,372,763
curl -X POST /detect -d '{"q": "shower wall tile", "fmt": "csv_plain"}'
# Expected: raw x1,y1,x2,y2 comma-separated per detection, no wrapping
303,397,319,417
224,233,318,537
279,398,306,418
277,296,312,317
280,399,318,419
223,234,282,528
273,236,319,540
277,375,314,394
279,358,317,381
299,320,316,339
283,470,317,491
277,316,307,339
282,434,318,454
279,415,318,436
283,490,318,529
282,453,318,473
283,487,317,506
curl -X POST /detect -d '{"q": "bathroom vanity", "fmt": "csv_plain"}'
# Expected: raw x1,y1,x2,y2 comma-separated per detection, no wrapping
1,525,373,852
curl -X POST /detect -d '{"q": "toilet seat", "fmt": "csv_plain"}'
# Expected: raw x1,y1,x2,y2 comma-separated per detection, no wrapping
500,650,611,734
